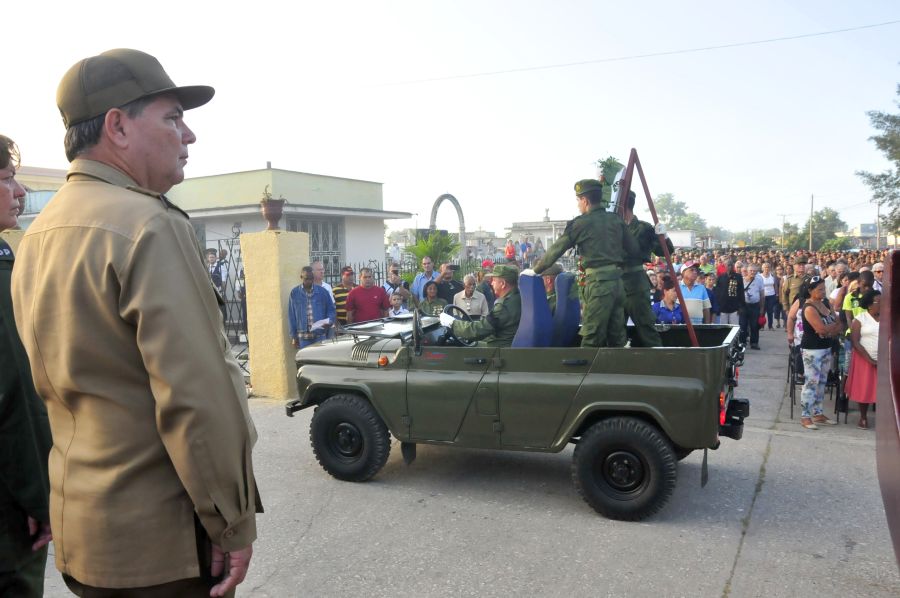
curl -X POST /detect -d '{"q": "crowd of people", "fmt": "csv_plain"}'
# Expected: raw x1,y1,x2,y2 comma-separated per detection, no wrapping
644,246,888,430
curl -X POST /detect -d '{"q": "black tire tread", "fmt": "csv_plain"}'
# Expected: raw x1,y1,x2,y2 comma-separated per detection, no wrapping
309,393,391,482
571,416,677,521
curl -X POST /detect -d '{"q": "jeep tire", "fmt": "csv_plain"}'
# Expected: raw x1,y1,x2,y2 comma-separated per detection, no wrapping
310,394,391,482
572,417,677,521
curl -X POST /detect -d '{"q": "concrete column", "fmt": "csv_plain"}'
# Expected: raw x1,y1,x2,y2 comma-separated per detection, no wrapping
241,230,309,399
0,230,25,252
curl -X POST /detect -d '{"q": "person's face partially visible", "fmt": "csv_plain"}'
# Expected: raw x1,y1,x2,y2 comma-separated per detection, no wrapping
0,162,25,231
301,270,314,288
360,271,374,288
124,94,196,194
313,263,325,282
390,294,403,309
206,253,217,265
422,259,433,274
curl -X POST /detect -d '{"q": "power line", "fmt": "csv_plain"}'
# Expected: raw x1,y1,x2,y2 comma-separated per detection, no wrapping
378,19,900,87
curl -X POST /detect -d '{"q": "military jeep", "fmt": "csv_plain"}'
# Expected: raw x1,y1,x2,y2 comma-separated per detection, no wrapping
285,273,748,521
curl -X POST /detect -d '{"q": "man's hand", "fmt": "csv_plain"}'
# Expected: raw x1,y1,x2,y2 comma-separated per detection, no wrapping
654,222,667,236
439,312,455,327
291,338,298,348
520,269,536,276
210,543,253,597
27,516,52,551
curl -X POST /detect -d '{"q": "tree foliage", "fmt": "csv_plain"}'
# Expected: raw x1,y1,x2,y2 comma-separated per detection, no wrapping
407,231,460,266
653,193,707,232
800,207,847,250
819,237,852,252
857,84,900,233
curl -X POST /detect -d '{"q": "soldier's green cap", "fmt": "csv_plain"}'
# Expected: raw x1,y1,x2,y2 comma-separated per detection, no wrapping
543,263,563,277
57,48,215,128
574,179,603,196
491,264,519,284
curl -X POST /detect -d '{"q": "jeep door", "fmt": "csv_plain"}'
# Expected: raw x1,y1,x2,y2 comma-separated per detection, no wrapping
497,347,596,448
407,346,500,447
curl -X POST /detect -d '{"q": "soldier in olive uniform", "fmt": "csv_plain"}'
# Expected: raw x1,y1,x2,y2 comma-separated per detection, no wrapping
780,257,807,316
542,263,563,316
533,179,640,347
0,135,52,598
441,264,521,347
622,191,672,347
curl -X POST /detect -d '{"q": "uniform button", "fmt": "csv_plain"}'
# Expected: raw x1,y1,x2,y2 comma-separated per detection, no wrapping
224,530,234,538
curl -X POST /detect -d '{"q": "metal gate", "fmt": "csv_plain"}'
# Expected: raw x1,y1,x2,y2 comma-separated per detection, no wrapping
214,231,249,377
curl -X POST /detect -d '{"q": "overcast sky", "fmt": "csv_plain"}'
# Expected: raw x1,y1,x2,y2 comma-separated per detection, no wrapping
4,1,898,237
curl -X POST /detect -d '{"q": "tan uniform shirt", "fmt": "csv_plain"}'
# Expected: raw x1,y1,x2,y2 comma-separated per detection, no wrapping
11,160,258,588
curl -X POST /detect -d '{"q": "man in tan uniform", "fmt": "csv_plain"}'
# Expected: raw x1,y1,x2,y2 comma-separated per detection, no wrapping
780,256,807,315
12,49,259,597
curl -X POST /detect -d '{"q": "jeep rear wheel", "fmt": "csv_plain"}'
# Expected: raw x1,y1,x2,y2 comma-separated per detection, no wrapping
310,394,391,482
572,417,677,521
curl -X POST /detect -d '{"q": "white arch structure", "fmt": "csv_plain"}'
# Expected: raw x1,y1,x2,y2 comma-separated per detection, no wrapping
429,193,466,262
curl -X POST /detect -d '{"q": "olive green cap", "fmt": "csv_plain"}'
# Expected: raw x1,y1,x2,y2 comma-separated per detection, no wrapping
491,264,519,284
57,48,215,128
574,179,603,196
542,263,564,277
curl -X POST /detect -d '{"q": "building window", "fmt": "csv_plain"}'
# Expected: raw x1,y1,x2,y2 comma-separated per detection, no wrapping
287,217,345,283
192,221,206,245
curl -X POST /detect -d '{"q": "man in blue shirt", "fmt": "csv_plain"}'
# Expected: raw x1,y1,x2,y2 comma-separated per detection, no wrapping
289,266,337,348
678,261,711,325
410,256,440,304
741,263,766,350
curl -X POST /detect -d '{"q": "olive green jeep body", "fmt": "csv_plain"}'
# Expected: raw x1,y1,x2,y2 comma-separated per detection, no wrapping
286,314,748,520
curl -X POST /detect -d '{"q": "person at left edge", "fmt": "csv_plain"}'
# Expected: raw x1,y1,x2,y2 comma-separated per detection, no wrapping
12,48,259,597
289,265,336,348
0,135,52,598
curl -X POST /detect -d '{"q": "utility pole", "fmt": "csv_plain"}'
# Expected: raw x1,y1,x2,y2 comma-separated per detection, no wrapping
809,194,814,251
778,213,788,250
876,202,881,250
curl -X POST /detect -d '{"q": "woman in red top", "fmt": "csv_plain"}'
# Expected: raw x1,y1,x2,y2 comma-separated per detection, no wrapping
504,239,516,261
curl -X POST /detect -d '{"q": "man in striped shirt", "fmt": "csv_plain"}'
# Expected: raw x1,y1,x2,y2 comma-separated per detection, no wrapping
332,266,356,325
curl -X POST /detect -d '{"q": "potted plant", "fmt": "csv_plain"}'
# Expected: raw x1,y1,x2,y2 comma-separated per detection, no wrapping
259,185,287,231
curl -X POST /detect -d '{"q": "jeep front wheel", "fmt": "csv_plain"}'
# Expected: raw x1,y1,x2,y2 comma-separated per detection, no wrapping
571,417,677,521
310,394,391,482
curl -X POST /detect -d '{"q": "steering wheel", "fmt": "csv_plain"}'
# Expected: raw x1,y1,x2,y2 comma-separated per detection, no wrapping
441,304,477,347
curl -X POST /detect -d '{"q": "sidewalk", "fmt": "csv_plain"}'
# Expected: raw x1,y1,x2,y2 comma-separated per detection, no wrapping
726,325,898,597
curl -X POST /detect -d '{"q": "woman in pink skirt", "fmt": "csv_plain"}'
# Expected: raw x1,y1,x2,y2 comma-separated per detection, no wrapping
845,289,881,429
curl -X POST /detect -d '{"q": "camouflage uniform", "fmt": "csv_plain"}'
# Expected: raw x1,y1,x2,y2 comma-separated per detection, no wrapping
452,287,521,347
0,240,52,597
623,218,673,347
535,187,640,347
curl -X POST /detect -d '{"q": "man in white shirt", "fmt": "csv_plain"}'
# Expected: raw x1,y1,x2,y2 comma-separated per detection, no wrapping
742,263,765,350
453,274,490,319
312,261,333,298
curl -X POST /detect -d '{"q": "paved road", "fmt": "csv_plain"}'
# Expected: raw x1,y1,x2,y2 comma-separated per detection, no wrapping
43,327,899,597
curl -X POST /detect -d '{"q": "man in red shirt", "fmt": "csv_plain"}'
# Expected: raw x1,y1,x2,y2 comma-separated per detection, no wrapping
346,267,390,323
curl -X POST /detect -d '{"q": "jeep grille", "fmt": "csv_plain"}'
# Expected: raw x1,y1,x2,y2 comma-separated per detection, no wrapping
351,338,380,362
